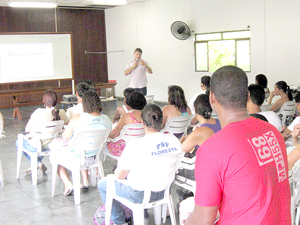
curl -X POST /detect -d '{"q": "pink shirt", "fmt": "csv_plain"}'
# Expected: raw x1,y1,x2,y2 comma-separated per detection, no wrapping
195,117,291,225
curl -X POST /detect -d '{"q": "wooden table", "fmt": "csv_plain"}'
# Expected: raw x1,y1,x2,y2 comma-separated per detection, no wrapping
94,82,117,97
0,87,71,120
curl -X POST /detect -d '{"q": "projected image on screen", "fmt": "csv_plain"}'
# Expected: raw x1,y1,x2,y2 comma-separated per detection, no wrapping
0,43,54,80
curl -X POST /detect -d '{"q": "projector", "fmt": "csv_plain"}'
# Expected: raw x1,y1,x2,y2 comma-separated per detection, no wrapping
63,95,77,102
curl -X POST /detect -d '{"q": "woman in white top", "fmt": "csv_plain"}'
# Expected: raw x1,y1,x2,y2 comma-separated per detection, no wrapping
268,80,293,112
52,90,112,196
18,89,67,174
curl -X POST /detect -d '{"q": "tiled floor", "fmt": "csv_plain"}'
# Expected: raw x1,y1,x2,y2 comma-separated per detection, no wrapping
0,100,183,225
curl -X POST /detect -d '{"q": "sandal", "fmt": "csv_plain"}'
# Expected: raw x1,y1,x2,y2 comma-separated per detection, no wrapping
96,205,106,220
63,188,74,196
80,183,89,190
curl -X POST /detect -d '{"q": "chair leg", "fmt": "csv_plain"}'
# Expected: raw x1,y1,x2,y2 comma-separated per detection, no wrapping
168,195,177,225
72,169,81,205
154,205,162,225
51,162,58,197
105,195,113,225
296,207,300,225
90,168,96,187
31,153,38,185
133,208,145,225
162,203,168,223
0,160,4,186
16,137,23,180
98,160,105,179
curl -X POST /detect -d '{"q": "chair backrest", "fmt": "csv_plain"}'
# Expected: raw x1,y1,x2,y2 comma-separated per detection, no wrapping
33,120,64,139
277,101,296,127
145,95,154,104
73,129,111,165
143,151,183,204
119,123,145,140
161,115,193,138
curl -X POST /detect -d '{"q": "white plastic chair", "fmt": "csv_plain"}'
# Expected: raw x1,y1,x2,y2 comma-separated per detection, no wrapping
145,95,154,104
100,123,145,177
277,101,296,127
51,128,110,205
105,151,183,225
161,115,193,139
0,112,5,139
290,159,300,225
174,157,196,194
16,120,64,185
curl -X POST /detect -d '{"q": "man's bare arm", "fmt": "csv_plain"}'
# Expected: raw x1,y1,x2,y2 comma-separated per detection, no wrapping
185,205,219,225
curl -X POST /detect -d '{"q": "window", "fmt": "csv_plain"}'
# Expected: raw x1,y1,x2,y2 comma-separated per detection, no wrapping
195,30,250,72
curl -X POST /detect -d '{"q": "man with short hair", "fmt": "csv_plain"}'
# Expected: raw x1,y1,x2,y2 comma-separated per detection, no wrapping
185,66,291,225
66,82,90,121
124,48,153,95
247,84,282,129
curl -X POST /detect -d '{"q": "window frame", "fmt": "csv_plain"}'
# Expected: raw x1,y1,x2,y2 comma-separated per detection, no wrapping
194,30,251,72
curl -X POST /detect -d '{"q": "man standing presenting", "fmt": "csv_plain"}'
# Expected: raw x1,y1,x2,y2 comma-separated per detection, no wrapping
124,48,152,95
185,66,291,225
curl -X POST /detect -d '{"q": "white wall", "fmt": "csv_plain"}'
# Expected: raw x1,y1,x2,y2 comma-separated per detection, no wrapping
105,0,300,102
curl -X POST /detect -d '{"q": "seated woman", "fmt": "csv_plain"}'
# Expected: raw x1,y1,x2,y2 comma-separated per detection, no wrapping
255,74,270,103
162,85,192,128
17,89,67,174
112,88,134,124
287,124,300,170
268,80,293,112
51,90,112,195
282,92,300,146
181,94,221,153
107,91,146,156
179,94,221,225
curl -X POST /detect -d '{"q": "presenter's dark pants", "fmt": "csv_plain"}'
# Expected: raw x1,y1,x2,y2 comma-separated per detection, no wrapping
134,87,147,96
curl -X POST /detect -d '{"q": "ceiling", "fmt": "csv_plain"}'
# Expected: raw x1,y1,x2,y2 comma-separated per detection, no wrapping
0,0,148,10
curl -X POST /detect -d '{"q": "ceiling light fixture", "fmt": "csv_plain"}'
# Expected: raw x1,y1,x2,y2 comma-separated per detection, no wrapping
93,0,127,6
9,2,57,8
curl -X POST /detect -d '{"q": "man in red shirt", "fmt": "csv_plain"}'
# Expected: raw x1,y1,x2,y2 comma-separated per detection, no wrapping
185,66,291,225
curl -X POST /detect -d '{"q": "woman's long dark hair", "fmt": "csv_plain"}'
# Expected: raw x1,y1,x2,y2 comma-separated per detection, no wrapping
276,81,293,101
168,85,188,112
43,89,60,121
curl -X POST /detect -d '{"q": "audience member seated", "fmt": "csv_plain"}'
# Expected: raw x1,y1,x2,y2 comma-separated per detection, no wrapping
282,91,300,146
247,84,282,130
112,88,135,124
181,94,221,153
162,85,192,129
50,90,112,195
287,124,300,169
107,91,146,156
268,80,293,112
97,104,182,225
17,89,66,174
188,76,210,115
66,82,90,121
255,74,270,102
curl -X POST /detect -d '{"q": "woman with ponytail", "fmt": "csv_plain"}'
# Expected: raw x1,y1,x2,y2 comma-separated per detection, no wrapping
268,81,293,112
181,94,221,153
18,89,67,174
162,85,192,127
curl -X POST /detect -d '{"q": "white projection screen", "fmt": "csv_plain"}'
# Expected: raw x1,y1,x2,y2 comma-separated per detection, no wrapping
0,33,73,83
